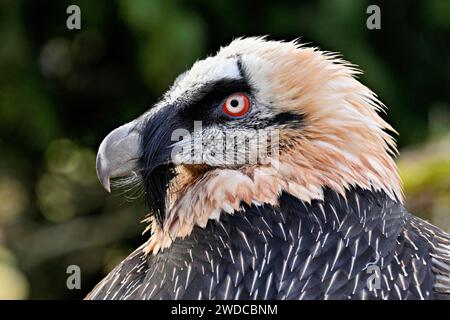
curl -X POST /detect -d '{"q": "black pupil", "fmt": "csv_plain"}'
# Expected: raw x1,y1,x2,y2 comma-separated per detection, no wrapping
230,99,239,108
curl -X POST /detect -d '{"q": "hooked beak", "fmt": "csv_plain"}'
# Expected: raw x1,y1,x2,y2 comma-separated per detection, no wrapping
96,121,141,192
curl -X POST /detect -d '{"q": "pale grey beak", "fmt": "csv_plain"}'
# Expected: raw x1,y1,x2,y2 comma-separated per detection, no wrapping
96,121,141,192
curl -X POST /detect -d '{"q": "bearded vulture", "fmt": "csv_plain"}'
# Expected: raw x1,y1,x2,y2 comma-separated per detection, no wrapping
87,37,450,300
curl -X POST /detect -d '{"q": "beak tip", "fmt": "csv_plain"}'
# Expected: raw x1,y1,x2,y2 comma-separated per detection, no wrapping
96,154,111,193
98,172,112,193
102,177,111,193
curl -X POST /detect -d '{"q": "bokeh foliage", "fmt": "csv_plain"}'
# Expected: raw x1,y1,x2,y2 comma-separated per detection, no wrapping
0,0,449,299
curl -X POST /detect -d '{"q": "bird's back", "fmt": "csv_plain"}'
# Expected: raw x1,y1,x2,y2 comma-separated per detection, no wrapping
87,188,450,300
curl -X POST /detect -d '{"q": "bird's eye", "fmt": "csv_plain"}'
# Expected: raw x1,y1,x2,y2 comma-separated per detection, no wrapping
222,93,250,118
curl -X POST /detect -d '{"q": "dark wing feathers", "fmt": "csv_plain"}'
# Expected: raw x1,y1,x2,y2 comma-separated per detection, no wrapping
87,188,450,300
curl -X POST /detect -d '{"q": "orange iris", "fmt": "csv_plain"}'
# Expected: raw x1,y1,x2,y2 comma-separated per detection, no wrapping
222,93,250,118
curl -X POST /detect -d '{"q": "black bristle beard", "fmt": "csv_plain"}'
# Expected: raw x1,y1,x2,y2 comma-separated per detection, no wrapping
139,105,181,227
143,163,176,226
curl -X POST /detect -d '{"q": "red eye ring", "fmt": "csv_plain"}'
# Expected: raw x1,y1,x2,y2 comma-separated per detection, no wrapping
222,93,250,118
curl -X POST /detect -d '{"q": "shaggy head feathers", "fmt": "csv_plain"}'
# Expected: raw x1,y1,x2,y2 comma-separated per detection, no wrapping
142,37,402,254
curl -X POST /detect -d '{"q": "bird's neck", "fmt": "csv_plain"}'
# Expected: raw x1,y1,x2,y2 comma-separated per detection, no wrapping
143,178,405,257
142,138,403,255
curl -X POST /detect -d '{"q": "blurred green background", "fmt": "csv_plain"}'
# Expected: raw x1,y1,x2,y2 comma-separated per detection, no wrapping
0,0,449,299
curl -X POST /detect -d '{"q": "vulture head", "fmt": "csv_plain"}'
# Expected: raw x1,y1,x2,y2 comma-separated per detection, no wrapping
96,37,402,253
